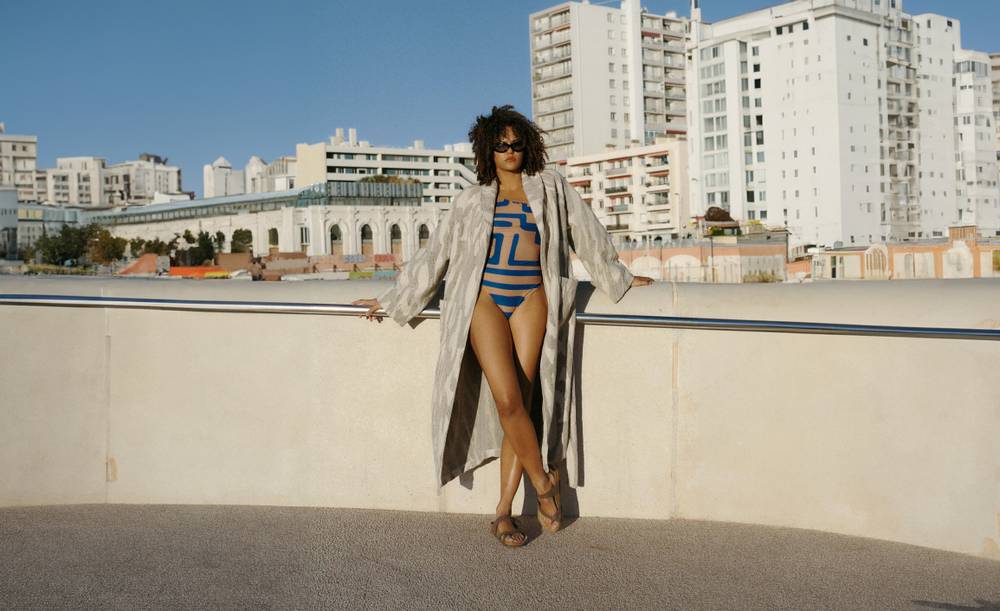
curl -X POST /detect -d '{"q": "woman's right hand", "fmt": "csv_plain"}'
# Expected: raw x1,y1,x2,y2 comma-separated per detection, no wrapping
351,298,384,323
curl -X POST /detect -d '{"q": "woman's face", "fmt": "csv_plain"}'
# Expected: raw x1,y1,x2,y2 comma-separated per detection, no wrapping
493,126,524,175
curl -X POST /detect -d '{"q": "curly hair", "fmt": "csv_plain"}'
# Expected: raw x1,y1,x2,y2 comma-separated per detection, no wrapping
467,105,548,185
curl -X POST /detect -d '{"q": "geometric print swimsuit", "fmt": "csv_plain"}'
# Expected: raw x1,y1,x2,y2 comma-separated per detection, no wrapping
480,198,543,319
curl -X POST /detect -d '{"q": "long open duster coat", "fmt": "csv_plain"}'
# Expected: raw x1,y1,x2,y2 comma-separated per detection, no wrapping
376,168,634,488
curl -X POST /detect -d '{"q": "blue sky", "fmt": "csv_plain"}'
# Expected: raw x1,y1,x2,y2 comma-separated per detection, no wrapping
1,0,996,197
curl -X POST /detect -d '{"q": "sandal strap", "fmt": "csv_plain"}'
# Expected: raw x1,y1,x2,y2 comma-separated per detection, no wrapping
491,516,525,546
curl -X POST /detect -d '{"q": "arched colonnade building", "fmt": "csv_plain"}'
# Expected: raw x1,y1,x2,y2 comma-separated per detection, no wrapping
86,182,443,261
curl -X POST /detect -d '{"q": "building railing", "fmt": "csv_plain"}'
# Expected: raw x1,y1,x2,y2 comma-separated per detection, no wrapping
3,293,997,341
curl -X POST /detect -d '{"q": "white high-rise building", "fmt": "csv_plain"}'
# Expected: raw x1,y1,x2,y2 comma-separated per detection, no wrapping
529,0,688,162
0,124,40,203
687,0,1000,251
954,51,1000,232
296,128,475,206
988,53,1000,185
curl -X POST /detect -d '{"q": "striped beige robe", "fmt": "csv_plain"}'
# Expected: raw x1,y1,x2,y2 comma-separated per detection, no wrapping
376,168,634,488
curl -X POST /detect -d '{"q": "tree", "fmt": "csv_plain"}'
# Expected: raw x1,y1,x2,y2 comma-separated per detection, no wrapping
231,229,253,253
182,229,196,244
33,223,102,265
214,230,225,252
129,237,146,258
88,228,128,264
141,237,170,256
187,230,216,266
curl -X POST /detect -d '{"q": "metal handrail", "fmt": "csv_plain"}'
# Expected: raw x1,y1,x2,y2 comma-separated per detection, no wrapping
2,293,998,341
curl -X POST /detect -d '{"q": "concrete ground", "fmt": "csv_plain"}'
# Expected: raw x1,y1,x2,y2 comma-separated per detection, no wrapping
1,504,998,610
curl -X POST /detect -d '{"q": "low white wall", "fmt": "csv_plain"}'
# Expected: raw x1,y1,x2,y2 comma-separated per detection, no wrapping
1,276,998,559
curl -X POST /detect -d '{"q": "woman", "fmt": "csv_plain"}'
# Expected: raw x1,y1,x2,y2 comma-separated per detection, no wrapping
353,105,653,548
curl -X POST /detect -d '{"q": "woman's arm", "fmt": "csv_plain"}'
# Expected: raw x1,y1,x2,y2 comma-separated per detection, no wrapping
376,197,460,326
560,172,635,303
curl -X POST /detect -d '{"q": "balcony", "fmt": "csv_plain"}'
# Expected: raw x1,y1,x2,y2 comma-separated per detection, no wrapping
605,185,629,194
646,156,670,169
533,44,572,67
607,203,631,214
1,277,999,562
663,73,685,86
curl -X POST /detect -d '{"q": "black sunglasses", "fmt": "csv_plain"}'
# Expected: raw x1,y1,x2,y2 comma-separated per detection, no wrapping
493,140,526,153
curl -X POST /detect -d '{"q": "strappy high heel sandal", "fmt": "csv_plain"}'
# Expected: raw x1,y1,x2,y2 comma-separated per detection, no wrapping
536,466,562,533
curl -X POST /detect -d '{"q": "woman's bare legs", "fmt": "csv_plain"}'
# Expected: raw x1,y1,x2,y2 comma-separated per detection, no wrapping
469,285,559,532
496,292,543,517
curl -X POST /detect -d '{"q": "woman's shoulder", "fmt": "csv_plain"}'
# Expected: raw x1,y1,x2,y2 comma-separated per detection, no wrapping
454,183,485,206
539,168,567,185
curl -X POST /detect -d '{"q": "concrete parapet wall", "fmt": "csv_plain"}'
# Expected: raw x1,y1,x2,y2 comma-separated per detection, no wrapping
1,276,998,558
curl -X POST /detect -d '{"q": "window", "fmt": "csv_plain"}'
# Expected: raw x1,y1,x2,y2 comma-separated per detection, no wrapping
610,79,616,88
610,112,617,120
756,131,764,145
609,62,615,72
610,95,616,105
777,25,783,35
863,38,868,46
753,63,760,72
802,20,809,31
609,47,615,56
754,78,761,89
752,46,759,56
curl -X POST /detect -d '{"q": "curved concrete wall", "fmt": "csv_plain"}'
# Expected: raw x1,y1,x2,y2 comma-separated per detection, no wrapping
1,276,998,559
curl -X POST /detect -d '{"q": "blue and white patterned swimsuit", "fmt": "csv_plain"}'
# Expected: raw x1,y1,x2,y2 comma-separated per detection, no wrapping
480,198,543,318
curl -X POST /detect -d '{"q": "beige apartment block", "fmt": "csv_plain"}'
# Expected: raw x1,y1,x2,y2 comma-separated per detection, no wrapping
0,123,40,203
562,134,689,248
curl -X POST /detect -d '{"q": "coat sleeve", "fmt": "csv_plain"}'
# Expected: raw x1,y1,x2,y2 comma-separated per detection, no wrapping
559,172,634,303
376,202,458,327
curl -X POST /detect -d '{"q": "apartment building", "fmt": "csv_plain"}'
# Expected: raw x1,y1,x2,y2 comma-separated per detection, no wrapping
43,157,106,206
103,153,183,206
0,123,40,203
686,0,1000,253
991,53,1000,154
562,135,689,248
204,157,245,198
954,51,1000,233
296,128,475,205
529,0,688,162
204,155,297,198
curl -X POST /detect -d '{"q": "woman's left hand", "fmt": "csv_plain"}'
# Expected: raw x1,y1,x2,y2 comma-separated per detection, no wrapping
630,275,655,287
